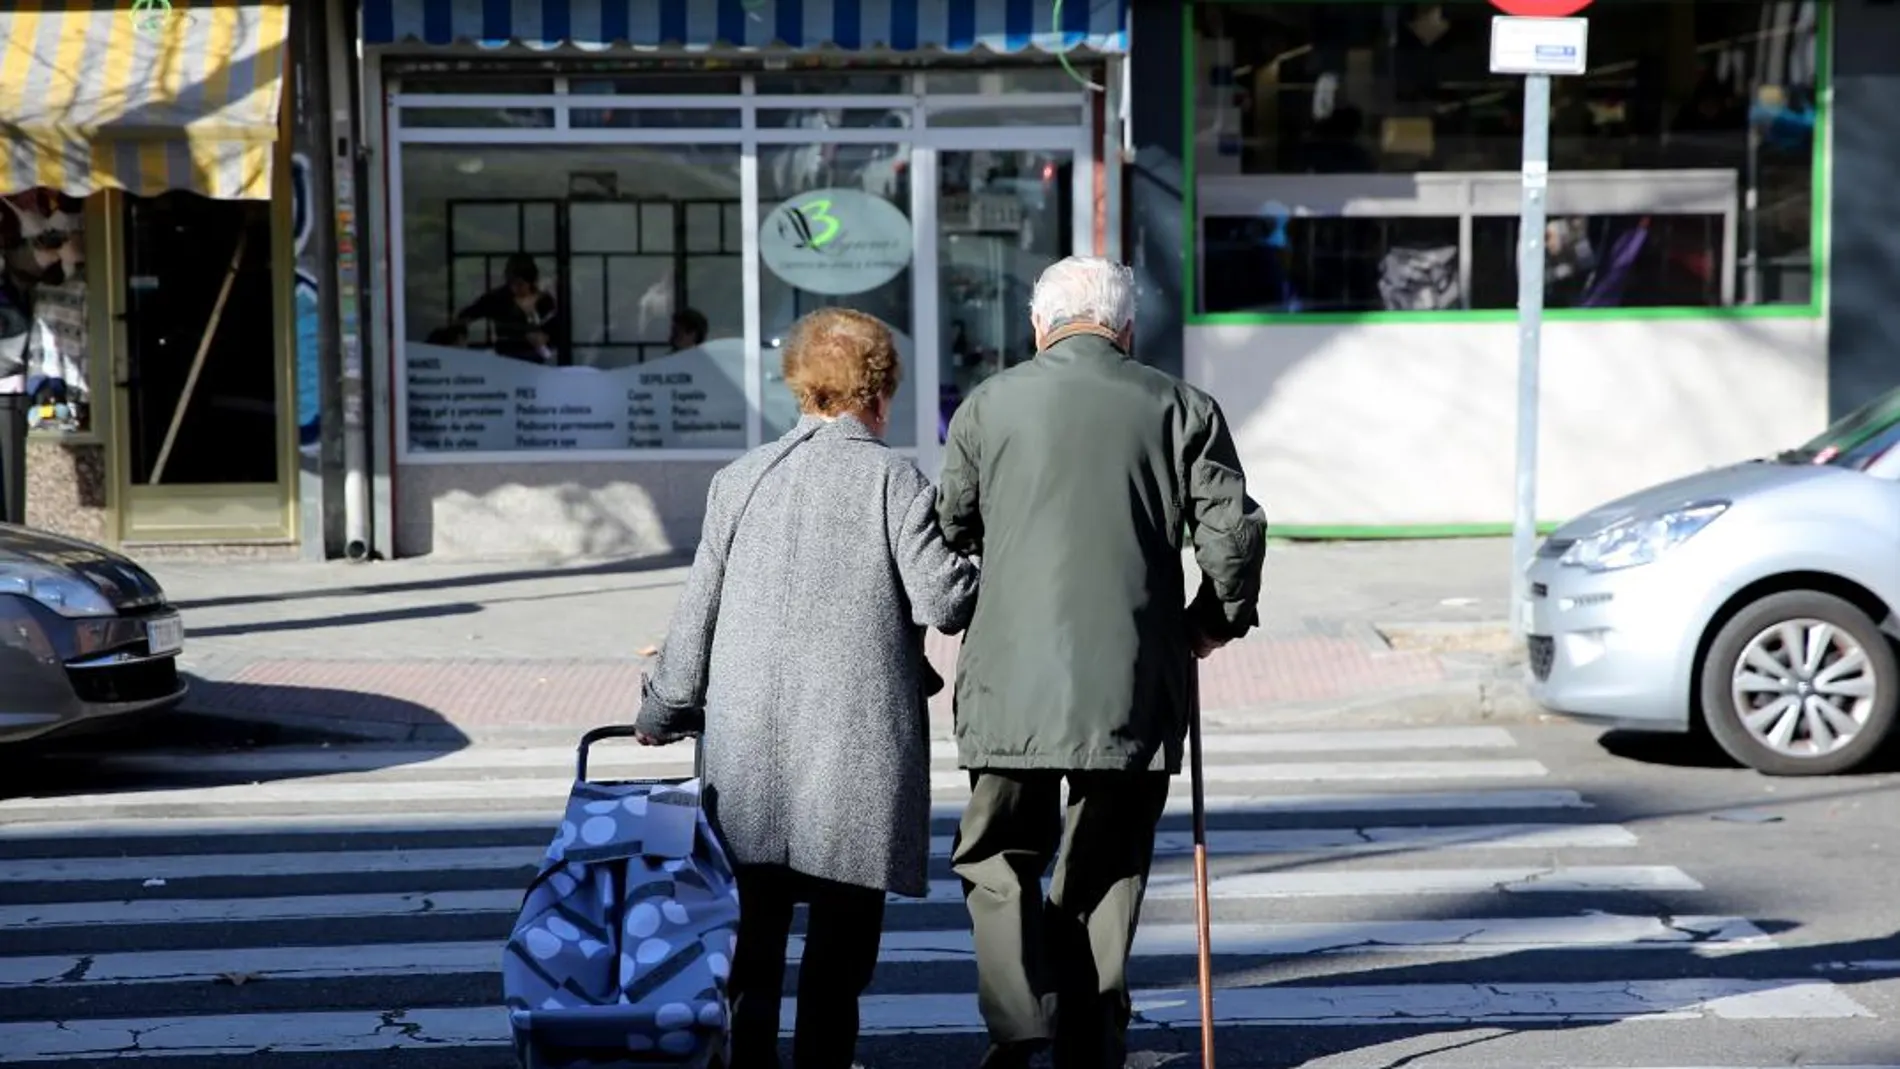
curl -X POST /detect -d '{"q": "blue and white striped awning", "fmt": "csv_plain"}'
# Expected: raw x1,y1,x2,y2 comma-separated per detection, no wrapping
360,0,1127,54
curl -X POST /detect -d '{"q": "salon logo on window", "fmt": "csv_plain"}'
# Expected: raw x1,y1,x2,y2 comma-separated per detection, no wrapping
760,188,913,297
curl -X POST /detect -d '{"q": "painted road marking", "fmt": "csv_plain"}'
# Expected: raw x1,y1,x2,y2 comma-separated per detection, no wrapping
0,823,1625,885
0,915,1777,987
0,981,1869,1057
61,727,1522,778
0,866,1704,928
0,760,1550,817
0,789,1592,840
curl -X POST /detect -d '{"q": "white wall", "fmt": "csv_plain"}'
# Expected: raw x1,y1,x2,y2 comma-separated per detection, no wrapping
394,460,719,559
1186,317,1829,528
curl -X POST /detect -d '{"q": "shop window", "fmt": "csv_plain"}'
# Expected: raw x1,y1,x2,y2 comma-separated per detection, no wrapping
399,146,746,455
755,72,910,95
927,105,1085,128
1192,1,1820,314
1469,214,1730,308
756,140,918,448
757,108,912,130
399,76,557,95
402,107,557,129
567,75,745,95
923,68,1086,94
1,189,92,436
569,107,742,129
1203,215,1461,314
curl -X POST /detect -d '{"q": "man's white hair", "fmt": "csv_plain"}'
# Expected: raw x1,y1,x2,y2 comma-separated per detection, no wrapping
1028,256,1135,333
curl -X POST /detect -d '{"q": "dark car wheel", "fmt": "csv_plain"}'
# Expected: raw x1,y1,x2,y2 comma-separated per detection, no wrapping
1700,590,1899,776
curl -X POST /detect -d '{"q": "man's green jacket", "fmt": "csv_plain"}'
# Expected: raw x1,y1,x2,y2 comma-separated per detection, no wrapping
936,326,1268,775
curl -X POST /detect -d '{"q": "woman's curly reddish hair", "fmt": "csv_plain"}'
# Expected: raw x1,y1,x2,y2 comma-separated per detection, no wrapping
781,307,902,417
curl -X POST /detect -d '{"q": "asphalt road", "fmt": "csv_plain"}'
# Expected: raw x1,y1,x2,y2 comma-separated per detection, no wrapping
4,711,1900,1068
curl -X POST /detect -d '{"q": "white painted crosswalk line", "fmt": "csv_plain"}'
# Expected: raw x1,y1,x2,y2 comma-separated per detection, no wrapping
58,726,1523,778
0,759,1550,817
5,720,1868,1059
0,866,1706,928
0,981,1873,1058
0,788,1595,840
0,823,1634,884
0,916,1778,988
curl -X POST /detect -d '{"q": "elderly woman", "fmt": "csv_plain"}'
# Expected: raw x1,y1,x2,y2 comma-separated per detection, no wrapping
634,306,977,1068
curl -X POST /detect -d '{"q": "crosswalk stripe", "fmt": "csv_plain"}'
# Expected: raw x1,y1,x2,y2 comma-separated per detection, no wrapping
0,760,1551,817
3,722,1852,1061
0,866,1705,928
0,980,1870,1057
0,823,1630,885
0,915,1778,988
0,789,1594,840
60,727,1521,778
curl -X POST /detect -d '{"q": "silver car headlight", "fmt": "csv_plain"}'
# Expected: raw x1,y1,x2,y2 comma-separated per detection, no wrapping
1559,502,1729,573
0,561,117,618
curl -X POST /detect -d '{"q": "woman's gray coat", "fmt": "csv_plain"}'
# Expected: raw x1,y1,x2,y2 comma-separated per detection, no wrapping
635,414,979,898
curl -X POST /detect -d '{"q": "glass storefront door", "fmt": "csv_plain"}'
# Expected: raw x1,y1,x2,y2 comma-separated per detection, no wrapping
935,147,1076,447
757,136,919,448
111,191,293,542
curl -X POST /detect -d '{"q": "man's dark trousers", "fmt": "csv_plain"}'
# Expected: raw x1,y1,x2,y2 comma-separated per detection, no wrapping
950,768,1173,1068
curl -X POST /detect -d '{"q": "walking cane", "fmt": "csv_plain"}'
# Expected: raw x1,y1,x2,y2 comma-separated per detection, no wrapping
1189,658,1216,1066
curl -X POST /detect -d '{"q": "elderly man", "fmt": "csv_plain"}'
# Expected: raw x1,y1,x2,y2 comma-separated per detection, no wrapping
938,256,1267,1069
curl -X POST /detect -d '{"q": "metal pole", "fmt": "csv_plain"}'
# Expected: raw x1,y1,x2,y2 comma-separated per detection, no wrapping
0,394,25,526
1510,72,1551,638
327,0,371,561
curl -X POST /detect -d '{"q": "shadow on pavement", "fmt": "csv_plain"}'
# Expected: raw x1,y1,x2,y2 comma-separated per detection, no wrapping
1595,728,1739,770
1597,725,1900,776
184,601,485,638
0,682,472,803
167,552,693,612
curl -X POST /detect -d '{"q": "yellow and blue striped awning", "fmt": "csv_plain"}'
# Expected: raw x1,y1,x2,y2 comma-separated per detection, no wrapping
360,0,1127,54
0,0,288,201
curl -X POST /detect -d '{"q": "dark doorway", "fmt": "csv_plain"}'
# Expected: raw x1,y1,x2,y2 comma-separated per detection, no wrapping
123,192,280,487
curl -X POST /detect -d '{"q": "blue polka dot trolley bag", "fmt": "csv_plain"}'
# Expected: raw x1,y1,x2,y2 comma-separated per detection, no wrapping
502,726,739,1068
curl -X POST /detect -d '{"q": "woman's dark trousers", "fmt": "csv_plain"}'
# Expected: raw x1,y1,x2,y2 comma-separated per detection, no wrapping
727,863,887,1069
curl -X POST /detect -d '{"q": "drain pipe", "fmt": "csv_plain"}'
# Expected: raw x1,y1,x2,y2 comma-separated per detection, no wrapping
326,0,370,562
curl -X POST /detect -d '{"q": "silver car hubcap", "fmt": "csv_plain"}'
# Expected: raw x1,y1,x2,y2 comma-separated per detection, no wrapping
1730,618,1878,757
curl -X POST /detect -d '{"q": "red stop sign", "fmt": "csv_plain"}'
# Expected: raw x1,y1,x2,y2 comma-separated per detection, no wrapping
1489,0,1593,15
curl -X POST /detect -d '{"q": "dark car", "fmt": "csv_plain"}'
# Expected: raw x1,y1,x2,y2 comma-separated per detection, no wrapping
0,522,186,744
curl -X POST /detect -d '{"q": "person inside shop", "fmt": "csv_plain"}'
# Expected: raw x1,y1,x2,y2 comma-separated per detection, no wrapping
670,308,708,352
453,253,557,364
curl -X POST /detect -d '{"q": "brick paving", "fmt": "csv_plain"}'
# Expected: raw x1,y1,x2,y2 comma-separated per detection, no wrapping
148,538,1519,739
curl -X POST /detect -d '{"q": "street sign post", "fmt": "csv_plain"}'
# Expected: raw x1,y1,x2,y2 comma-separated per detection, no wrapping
1490,12,1589,636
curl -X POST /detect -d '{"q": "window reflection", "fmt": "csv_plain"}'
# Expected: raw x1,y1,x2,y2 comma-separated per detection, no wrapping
939,150,1072,438
756,141,917,447
400,146,747,453
1194,1,1819,312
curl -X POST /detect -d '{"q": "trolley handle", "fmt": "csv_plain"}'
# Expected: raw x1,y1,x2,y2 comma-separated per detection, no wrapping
576,724,706,782
576,725,643,781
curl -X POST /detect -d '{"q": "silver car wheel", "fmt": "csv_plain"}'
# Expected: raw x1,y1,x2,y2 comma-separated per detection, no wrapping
1730,617,1878,758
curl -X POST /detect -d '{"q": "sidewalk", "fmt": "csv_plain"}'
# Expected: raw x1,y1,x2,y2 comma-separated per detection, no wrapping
147,538,1537,743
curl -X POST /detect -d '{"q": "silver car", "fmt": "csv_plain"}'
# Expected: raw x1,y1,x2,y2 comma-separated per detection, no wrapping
0,522,186,745
1527,387,1900,776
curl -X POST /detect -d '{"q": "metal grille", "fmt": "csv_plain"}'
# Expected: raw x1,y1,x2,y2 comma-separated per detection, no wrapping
67,658,180,705
1527,635,1556,682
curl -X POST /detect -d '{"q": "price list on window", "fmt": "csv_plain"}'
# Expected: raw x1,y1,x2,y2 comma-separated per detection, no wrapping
405,346,746,453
